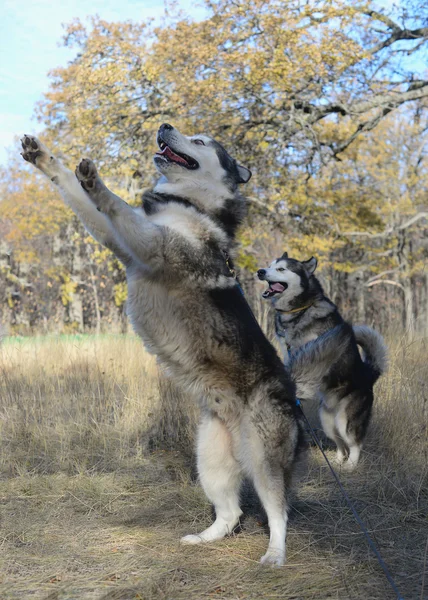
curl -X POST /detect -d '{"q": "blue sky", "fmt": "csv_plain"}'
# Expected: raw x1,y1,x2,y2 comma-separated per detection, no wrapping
0,0,206,166
0,0,416,167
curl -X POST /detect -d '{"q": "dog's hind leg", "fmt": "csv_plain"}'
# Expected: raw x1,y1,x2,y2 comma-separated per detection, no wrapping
335,405,361,471
251,464,290,566
243,414,296,567
319,402,348,465
181,412,243,545
337,393,373,471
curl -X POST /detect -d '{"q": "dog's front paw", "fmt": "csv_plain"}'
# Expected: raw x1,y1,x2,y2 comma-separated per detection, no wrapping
75,158,98,192
21,135,42,165
21,135,58,179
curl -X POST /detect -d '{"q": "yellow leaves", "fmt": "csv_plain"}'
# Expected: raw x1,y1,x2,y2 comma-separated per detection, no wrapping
113,282,128,307
333,260,359,274
1,0,426,296
0,158,70,263
60,276,78,306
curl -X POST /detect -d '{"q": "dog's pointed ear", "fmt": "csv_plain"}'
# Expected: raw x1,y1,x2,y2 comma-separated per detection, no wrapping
280,251,288,260
236,164,252,184
303,256,317,275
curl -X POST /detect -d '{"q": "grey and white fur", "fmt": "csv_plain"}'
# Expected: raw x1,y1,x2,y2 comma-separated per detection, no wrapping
20,126,305,566
258,252,387,470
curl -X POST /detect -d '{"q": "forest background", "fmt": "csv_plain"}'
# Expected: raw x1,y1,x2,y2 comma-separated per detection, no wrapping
0,0,427,336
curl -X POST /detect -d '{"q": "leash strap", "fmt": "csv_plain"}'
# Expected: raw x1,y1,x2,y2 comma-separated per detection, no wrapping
296,400,405,600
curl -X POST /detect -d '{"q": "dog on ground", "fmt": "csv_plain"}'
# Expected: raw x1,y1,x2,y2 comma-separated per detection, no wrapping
20,126,321,565
257,252,387,470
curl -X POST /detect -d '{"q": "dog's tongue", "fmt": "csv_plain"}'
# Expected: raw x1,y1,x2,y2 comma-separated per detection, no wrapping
262,282,286,298
157,145,189,166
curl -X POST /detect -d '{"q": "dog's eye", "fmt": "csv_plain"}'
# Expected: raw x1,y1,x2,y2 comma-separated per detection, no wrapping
192,139,205,145
277,267,285,272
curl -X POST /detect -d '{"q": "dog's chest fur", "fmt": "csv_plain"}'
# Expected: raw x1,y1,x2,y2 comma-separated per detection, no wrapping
123,197,252,405
275,299,342,351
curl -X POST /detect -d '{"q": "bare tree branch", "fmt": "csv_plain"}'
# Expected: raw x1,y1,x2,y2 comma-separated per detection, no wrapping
365,269,400,285
362,8,428,54
366,279,405,291
341,211,428,238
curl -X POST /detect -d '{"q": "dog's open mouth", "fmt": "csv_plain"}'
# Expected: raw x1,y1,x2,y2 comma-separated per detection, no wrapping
262,282,287,298
155,137,199,170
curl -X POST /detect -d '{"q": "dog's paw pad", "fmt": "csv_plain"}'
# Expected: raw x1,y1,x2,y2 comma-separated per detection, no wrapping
180,534,203,545
75,159,98,190
20,135,43,165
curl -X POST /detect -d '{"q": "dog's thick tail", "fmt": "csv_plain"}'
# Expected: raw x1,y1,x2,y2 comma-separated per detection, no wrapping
288,324,351,400
353,325,387,384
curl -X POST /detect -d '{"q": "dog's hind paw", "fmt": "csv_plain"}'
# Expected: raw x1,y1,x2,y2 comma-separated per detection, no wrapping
180,534,204,545
75,158,98,192
342,460,358,472
260,549,286,567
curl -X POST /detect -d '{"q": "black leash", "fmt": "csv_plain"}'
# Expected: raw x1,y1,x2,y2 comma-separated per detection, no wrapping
296,400,405,600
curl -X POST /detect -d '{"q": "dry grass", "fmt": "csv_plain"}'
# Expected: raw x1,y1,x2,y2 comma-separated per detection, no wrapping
0,333,427,599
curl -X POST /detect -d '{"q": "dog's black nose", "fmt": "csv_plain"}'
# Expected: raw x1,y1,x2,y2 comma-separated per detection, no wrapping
161,123,173,131
257,269,266,279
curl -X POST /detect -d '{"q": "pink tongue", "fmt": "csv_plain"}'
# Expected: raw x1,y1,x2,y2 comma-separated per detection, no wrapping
270,282,285,293
159,146,188,165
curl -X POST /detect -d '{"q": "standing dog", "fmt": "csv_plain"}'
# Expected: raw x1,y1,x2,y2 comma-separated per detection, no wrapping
20,127,307,565
258,252,387,470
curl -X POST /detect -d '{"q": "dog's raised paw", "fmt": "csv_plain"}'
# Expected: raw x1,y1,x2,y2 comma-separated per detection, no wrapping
20,135,43,165
75,158,98,191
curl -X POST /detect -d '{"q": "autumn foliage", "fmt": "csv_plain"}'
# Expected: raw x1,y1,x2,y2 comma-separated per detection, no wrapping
1,0,427,333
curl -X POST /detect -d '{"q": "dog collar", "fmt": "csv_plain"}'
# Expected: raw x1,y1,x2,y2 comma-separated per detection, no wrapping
275,303,314,315
222,250,236,279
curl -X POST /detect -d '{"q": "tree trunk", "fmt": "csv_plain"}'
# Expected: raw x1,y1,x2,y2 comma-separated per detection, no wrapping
87,245,101,335
403,279,414,336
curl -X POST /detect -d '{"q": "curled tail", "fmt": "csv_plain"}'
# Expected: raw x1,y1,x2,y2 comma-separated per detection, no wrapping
353,325,387,384
288,324,351,400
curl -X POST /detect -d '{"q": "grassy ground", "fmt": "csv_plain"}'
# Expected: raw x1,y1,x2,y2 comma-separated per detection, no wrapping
0,334,427,599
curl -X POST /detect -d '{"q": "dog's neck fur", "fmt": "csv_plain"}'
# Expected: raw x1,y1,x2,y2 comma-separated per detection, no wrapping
142,188,247,242
275,277,342,360
275,273,324,314
274,274,340,331
154,180,232,211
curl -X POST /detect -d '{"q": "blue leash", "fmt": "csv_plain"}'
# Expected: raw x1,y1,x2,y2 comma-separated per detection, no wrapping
296,398,405,600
